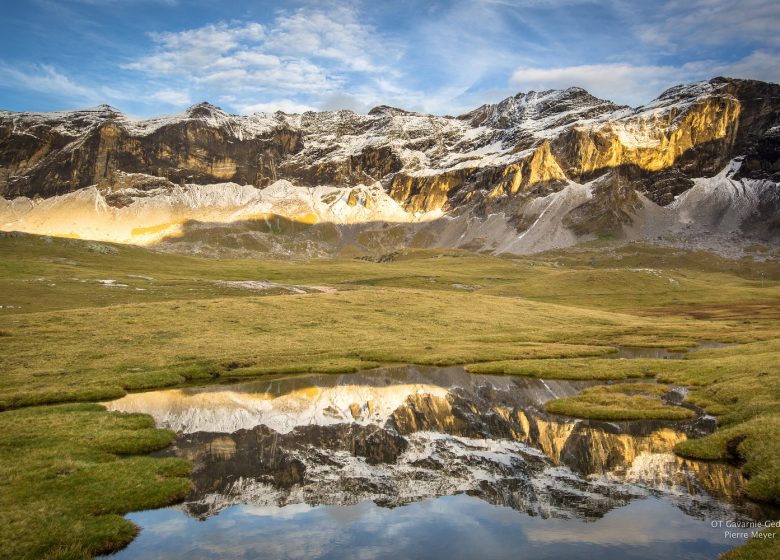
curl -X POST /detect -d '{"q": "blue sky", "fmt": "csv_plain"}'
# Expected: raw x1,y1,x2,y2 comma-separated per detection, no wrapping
1,0,778,117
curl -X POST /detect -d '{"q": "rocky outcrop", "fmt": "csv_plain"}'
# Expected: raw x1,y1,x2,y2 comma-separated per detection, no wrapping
551,92,741,180
280,145,402,188
389,169,470,213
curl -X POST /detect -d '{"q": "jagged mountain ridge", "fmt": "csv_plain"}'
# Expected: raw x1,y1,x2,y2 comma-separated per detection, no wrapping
1,77,779,255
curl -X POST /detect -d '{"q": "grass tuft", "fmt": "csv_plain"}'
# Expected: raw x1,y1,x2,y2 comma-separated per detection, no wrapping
466,358,659,380
544,383,695,421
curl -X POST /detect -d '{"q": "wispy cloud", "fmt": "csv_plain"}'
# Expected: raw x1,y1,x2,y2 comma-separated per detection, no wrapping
234,99,317,114
147,88,191,107
263,6,397,74
122,4,401,111
2,0,778,116
0,63,94,100
67,0,178,4
125,22,267,76
636,0,780,50
0,62,192,112
116,1,533,115
510,63,700,106
511,48,780,107
711,50,780,85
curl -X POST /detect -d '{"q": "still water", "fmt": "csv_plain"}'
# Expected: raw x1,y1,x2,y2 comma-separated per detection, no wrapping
103,365,776,559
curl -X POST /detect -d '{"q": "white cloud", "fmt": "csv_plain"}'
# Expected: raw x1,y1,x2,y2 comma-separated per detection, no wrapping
510,63,691,105
0,63,137,107
637,0,780,49
264,6,396,74
213,52,280,69
711,50,780,85
148,88,191,106
319,92,371,113
2,4,409,116
0,63,93,100
123,5,399,110
0,61,193,112
125,22,266,76
235,99,317,114
510,51,779,106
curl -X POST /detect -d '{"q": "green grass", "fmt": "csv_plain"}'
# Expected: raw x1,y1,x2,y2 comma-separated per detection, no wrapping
0,403,191,559
0,290,666,409
675,415,780,503
466,358,662,379
1,233,779,558
544,383,696,421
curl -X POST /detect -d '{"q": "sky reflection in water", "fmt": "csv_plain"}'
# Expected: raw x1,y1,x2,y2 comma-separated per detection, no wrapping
114,496,742,560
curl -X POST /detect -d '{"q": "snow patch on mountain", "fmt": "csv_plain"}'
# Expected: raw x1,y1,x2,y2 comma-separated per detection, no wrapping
0,179,438,245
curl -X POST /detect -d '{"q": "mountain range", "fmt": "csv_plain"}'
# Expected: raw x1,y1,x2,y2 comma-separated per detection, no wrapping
1,77,778,257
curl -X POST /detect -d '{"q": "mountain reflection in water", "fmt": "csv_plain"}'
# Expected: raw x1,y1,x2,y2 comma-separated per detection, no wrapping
104,365,777,559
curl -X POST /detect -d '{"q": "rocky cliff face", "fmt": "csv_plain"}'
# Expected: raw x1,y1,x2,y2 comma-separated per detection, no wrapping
1,77,778,255
0,103,303,198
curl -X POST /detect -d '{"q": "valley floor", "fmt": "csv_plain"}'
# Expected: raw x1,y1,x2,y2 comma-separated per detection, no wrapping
0,233,779,559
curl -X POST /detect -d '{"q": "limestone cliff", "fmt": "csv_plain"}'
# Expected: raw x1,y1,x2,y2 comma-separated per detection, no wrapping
1,77,778,255
0,103,302,198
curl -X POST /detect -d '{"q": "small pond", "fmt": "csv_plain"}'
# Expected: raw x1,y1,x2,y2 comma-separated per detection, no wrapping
102,365,777,559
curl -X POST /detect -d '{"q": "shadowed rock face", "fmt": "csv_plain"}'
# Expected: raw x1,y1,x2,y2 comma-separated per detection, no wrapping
1,78,778,254
0,105,303,198
107,366,777,524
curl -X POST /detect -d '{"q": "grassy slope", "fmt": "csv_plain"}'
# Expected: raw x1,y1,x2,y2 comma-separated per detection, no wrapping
1,234,779,558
